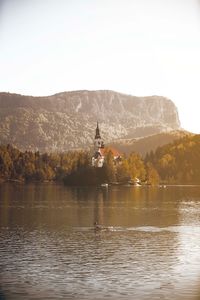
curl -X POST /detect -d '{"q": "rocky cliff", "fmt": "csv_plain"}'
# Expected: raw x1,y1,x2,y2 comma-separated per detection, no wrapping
0,90,180,152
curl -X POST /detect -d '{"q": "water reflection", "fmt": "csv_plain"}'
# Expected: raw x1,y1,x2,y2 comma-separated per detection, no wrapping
0,184,200,299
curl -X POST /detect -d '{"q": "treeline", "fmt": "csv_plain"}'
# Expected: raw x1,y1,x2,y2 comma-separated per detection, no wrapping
64,151,159,186
1,134,200,185
0,144,90,182
145,134,200,184
0,144,159,185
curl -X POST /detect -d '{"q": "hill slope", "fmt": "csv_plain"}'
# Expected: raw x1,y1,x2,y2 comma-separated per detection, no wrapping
146,134,200,183
0,90,180,152
109,130,192,157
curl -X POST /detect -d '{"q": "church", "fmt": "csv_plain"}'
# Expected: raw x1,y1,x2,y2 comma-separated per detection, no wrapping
92,122,122,168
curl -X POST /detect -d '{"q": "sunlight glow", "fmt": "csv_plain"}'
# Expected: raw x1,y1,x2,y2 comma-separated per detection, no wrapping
0,0,200,133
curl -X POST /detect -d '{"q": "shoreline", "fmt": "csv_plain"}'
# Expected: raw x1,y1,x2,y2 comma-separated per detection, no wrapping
1,180,200,188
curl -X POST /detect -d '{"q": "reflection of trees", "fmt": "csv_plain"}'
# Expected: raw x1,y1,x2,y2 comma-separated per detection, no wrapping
0,184,185,230
91,186,181,227
68,185,183,229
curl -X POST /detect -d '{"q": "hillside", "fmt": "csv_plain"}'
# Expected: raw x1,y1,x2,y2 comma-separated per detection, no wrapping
109,130,192,157
146,134,200,184
0,90,180,152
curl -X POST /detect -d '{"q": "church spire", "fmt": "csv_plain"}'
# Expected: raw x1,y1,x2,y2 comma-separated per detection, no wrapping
95,122,101,139
92,122,105,167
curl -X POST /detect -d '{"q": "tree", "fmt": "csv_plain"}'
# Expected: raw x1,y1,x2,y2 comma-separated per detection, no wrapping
116,159,130,183
127,152,146,181
103,150,116,182
145,162,160,185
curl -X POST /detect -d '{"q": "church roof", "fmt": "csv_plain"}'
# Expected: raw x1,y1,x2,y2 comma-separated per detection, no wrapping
95,122,101,139
99,147,122,157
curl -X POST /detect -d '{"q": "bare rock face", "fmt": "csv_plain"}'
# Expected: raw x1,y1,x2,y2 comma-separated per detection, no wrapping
0,90,180,152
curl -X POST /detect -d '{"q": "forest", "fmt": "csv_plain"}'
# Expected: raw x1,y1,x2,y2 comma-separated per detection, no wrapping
0,134,200,185
146,134,200,184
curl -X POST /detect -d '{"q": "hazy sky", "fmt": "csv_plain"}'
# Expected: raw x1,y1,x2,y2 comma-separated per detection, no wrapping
0,0,200,133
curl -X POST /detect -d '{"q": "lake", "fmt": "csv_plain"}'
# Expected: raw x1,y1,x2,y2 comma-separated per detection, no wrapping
0,183,200,300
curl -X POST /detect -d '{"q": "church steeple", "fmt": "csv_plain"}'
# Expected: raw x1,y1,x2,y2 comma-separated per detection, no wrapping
92,122,105,167
95,122,101,139
94,122,104,152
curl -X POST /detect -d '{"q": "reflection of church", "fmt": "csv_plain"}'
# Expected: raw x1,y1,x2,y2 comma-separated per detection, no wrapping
92,122,122,168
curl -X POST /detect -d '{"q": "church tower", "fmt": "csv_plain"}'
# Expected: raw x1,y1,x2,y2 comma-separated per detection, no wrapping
92,122,105,167
94,122,104,152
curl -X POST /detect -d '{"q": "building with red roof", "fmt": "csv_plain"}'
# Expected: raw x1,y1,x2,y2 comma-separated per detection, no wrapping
98,147,122,159
92,123,122,167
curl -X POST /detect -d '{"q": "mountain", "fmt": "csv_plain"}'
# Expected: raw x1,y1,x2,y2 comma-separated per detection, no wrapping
109,130,193,157
0,90,181,152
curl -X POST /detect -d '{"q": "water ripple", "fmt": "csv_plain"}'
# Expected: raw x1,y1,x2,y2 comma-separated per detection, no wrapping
1,184,200,299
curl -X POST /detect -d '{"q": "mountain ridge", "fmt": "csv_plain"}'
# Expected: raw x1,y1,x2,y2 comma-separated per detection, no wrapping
0,90,181,152
109,130,193,157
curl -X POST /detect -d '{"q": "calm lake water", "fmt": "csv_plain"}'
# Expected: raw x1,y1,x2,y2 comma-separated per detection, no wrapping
0,183,200,300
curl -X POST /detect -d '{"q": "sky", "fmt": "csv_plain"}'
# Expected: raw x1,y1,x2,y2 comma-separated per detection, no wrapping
0,0,200,133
